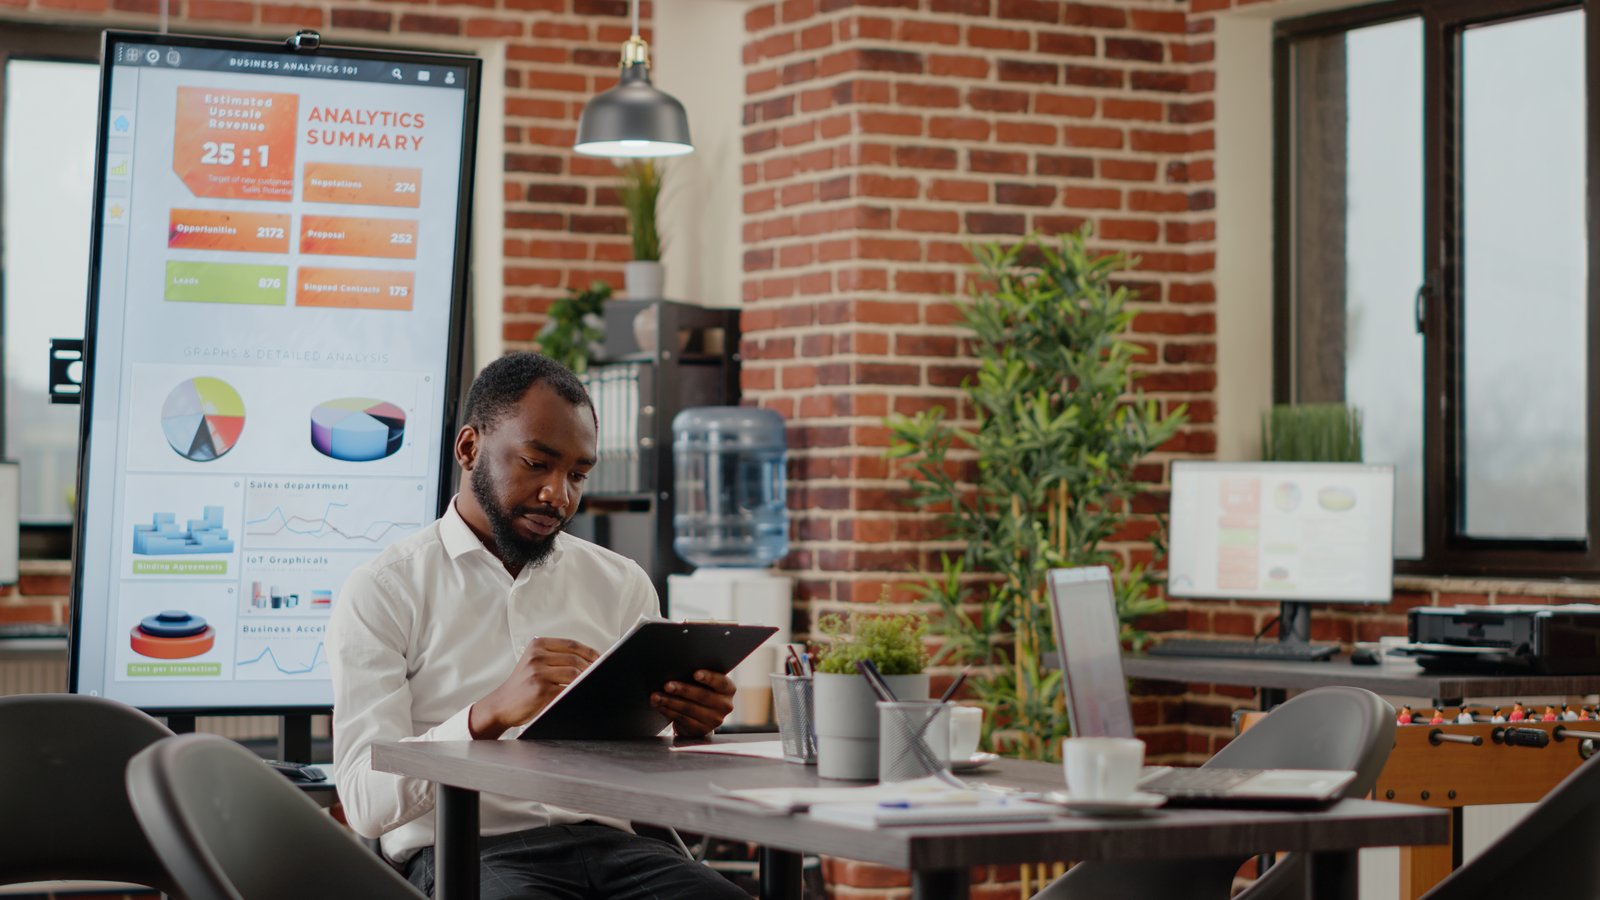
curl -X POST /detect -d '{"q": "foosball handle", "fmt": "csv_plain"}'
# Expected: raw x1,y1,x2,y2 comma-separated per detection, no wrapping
1552,726,1600,742
1428,729,1483,746
1493,727,1551,748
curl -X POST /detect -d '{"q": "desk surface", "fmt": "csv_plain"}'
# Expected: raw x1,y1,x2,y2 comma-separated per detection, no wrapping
372,737,1447,872
1123,653,1600,702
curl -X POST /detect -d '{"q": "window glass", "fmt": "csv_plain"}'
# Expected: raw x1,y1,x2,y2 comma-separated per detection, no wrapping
1291,18,1425,558
2,59,97,524
1461,10,1587,539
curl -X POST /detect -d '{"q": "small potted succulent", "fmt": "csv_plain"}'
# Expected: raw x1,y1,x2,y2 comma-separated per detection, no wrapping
811,605,929,780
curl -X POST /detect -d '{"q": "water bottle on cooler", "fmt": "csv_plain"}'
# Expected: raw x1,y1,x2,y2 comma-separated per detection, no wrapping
671,407,789,568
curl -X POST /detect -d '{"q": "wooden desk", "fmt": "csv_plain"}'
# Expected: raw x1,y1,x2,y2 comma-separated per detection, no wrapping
371,737,1446,900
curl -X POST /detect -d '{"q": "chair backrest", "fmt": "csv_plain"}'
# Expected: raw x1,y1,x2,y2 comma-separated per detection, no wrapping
126,732,425,900
0,693,180,892
1207,685,1396,797
1422,752,1600,898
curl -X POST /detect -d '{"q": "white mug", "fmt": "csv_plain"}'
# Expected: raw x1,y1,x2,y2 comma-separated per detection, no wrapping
1062,737,1144,801
947,706,983,761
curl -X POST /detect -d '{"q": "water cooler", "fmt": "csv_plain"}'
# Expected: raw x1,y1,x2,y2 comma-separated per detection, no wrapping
666,407,792,725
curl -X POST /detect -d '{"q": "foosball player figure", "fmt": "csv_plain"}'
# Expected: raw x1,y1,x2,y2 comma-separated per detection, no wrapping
1509,702,1528,722
1542,706,1559,722
1397,705,1416,725
1429,708,1446,725
1490,706,1507,724
1456,707,1476,724
1564,705,1581,721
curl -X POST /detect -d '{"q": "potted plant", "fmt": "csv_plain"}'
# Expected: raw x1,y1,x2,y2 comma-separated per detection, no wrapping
1261,403,1363,462
887,229,1185,762
619,159,664,301
535,280,612,373
811,605,929,780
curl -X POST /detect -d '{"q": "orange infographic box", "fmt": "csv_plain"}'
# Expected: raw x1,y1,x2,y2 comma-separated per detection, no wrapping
300,216,418,260
296,267,414,311
302,163,422,208
168,209,291,253
172,87,297,202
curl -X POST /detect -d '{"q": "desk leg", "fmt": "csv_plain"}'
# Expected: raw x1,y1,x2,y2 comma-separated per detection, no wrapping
1307,851,1357,900
436,785,479,900
758,848,802,900
911,868,969,900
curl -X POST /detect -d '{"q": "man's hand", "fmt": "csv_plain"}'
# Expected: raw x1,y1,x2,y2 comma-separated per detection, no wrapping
468,637,599,740
652,670,736,738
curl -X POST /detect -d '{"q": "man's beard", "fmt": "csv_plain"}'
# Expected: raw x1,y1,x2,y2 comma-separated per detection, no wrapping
469,456,572,571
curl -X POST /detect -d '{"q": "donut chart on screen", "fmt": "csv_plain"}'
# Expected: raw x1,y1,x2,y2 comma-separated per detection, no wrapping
310,398,406,462
161,377,246,462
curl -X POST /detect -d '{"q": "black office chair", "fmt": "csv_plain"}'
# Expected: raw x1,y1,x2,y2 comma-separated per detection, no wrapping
1420,751,1600,898
0,693,182,894
127,732,425,900
1035,685,1397,900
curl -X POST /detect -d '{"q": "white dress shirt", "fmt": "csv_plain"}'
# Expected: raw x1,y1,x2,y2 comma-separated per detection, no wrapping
329,497,657,863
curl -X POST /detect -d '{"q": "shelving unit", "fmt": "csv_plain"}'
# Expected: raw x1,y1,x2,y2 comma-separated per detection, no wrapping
568,300,740,610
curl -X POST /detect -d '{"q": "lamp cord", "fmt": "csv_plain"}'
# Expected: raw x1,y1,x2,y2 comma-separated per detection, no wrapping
631,0,640,38
1253,615,1280,644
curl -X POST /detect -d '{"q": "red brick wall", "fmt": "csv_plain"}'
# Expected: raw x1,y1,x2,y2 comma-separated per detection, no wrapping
736,0,1216,672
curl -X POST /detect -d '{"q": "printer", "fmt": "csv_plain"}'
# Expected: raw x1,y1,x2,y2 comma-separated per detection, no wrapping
1406,604,1600,674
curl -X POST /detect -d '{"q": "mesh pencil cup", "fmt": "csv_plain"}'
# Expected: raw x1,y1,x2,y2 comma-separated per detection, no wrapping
770,673,816,764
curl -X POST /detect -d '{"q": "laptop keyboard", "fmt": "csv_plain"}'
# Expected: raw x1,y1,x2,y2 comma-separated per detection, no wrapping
1140,767,1263,797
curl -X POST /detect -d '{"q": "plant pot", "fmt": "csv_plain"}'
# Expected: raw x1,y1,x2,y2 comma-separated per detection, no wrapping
813,671,929,781
624,260,664,300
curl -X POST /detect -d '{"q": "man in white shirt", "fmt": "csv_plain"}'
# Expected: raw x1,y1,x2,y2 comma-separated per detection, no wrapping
330,353,749,899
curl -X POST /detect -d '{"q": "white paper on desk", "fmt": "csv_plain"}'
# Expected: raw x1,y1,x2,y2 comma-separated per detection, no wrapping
716,776,982,812
670,741,789,760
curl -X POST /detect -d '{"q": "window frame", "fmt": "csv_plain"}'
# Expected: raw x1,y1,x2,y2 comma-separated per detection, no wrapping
1273,0,1600,578
0,24,100,559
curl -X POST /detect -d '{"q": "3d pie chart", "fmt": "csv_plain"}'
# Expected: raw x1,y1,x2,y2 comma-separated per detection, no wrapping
311,398,406,462
161,377,245,462
130,610,215,659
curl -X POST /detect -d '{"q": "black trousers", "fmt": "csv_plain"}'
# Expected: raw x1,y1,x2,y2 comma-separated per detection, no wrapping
404,822,750,900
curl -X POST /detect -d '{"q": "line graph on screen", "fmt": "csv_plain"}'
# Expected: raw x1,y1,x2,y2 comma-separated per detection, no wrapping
243,479,426,551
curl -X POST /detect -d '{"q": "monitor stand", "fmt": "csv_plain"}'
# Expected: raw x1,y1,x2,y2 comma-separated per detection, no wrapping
1279,601,1314,646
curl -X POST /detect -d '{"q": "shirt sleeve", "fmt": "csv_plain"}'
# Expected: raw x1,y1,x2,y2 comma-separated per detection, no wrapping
328,564,476,839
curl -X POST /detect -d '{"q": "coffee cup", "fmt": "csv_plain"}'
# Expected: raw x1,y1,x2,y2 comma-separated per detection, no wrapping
948,706,983,761
1062,737,1144,801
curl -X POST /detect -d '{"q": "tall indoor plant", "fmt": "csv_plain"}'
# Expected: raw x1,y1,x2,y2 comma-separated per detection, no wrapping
887,230,1185,762
811,605,929,780
619,159,664,300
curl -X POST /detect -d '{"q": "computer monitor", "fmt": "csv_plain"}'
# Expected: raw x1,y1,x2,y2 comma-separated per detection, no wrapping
1166,461,1395,645
1046,567,1136,739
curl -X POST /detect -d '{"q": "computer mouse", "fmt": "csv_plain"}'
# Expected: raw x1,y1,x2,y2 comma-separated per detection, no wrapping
1349,648,1379,666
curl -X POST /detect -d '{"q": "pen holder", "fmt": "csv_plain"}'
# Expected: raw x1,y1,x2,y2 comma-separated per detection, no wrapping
770,673,816,764
877,700,951,784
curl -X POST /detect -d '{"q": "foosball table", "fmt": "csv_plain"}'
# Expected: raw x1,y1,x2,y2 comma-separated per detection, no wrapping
1125,653,1600,899
1378,704,1598,897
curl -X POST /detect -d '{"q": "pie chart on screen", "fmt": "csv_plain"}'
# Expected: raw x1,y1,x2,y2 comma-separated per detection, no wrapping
161,377,245,462
311,398,406,462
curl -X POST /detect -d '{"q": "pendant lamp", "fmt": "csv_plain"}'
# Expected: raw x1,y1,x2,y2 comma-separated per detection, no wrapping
573,0,694,158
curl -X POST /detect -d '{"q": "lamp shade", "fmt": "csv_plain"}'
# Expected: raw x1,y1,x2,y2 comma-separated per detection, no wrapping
574,63,694,158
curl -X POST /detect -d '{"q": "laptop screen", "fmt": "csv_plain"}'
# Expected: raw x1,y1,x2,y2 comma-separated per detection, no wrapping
1047,567,1136,739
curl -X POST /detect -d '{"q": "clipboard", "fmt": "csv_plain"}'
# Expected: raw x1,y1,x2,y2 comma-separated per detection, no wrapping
518,619,778,740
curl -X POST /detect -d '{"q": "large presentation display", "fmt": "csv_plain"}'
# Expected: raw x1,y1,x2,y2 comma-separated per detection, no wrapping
70,32,480,712
1166,461,1395,604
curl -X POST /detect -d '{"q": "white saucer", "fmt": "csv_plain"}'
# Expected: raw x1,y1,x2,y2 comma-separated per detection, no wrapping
950,752,999,773
1042,790,1166,817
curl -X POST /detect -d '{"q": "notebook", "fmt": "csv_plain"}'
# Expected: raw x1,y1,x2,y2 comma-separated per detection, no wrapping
1047,567,1355,807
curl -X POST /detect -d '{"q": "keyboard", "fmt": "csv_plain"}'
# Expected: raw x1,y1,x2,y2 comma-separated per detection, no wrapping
1139,767,1263,797
1147,639,1338,662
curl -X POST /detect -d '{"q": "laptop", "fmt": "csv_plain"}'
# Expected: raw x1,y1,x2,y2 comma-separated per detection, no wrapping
1047,567,1356,807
